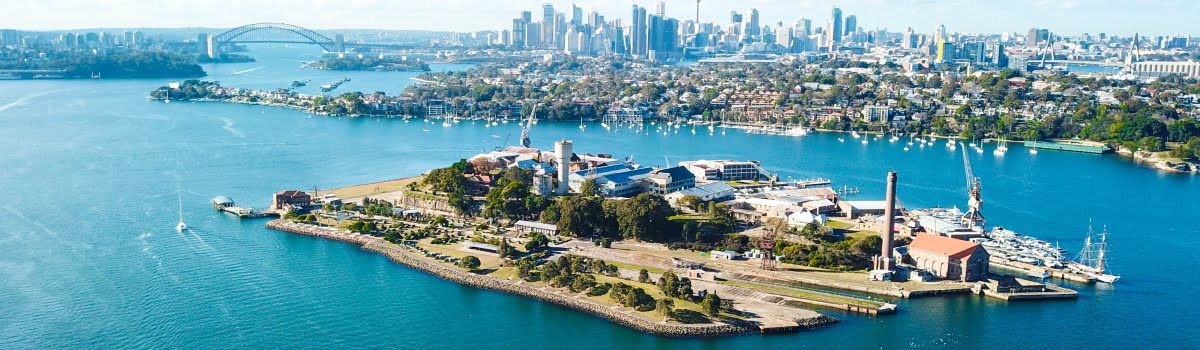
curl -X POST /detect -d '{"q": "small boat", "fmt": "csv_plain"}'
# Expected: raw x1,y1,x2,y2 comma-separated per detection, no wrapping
838,137,845,142
1027,269,1050,279
422,129,430,132
1029,148,1038,155
861,139,868,145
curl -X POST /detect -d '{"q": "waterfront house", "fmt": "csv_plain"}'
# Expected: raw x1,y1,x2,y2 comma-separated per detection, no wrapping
272,190,311,211
902,234,990,282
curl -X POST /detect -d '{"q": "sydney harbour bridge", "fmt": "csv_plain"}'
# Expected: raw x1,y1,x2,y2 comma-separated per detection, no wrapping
204,22,413,55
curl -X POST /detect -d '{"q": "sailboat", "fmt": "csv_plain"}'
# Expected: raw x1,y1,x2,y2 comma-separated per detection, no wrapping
175,192,188,232
994,138,1009,156
1068,224,1120,283
579,116,586,130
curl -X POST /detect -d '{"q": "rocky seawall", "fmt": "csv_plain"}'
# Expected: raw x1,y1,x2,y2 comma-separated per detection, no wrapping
265,220,783,337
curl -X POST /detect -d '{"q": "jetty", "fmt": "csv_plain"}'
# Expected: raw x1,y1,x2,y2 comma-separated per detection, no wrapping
212,196,278,219
1024,140,1111,154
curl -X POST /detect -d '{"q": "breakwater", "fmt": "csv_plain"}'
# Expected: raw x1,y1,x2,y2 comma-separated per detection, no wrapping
264,220,836,337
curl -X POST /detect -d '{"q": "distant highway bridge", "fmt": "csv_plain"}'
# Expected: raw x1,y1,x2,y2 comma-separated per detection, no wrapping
206,22,416,54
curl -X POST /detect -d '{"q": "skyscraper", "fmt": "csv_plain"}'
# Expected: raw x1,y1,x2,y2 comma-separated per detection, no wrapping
844,15,857,36
571,4,583,27
656,1,666,17
993,43,1009,67
513,18,527,48
747,8,760,38
542,3,555,48
730,11,742,24
632,5,647,56
828,6,843,50
797,18,812,36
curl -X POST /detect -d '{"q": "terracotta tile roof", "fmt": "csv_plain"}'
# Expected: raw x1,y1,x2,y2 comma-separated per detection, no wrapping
908,233,980,260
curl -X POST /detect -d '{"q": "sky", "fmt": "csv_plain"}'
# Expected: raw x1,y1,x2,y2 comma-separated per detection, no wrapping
2,0,1197,36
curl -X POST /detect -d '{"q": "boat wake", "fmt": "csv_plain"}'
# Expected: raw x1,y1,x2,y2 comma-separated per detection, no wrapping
220,117,246,138
230,67,263,75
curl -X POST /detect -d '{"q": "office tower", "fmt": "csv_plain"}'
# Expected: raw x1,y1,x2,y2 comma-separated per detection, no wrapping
1027,27,1049,47
525,22,542,49
844,15,857,36
555,13,567,50
935,24,946,44
775,26,793,52
632,5,646,56
747,8,760,38
829,6,843,46
513,18,526,48
903,28,916,49
542,3,555,48
522,11,532,24
992,43,1008,67
656,1,666,16
973,42,986,64
797,18,812,36
571,4,583,26
730,11,742,24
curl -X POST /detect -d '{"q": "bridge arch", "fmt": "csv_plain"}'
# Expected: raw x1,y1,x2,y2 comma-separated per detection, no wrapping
213,23,339,51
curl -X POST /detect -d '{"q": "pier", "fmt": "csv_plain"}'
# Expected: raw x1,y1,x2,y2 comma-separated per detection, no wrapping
212,196,279,219
990,259,1095,284
1024,140,1111,154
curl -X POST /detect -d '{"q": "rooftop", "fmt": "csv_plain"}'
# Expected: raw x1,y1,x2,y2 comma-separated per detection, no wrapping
907,234,981,259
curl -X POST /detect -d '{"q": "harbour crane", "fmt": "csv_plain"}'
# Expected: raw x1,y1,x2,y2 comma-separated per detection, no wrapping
961,147,985,229
519,103,538,148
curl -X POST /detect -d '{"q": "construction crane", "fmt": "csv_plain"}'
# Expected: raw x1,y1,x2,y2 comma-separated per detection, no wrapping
519,103,538,148
960,147,985,229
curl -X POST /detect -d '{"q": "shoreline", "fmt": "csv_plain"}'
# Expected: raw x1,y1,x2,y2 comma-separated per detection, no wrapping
265,220,839,337
151,95,1196,175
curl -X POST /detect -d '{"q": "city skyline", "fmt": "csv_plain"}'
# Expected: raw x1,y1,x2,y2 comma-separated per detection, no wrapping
2,0,1199,36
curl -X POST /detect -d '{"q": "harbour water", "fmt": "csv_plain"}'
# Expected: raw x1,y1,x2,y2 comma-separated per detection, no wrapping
0,46,1197,348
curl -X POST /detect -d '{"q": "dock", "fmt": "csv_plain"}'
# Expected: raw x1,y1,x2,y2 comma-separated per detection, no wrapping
975,276,1079,301
990,258,1095,284
212,196,279,219
1024,140,1111,154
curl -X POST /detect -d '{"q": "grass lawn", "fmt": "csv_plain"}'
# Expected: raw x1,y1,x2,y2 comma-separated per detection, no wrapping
328,176,422,199
588,274,731,322
605,261,669,275
416,239,503,268
668,214,709,221
718,280,883,308
825,219,855,230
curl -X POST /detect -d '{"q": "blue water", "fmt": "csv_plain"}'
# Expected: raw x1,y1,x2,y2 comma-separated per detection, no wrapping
1,46,1197,349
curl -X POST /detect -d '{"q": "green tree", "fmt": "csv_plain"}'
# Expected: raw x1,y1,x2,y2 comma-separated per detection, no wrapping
675,195,702,211
616,193,679,242
459,255,481,270
700,293,722,316
656,298,675,319
524,232,550,251
638,269,651,283
579,178,600,197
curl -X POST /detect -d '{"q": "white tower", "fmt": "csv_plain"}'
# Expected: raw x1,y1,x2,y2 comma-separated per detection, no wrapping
554,139,573,195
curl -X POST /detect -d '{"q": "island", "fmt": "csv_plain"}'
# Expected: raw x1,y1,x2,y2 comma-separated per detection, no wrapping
1,48,205,79
305,54,430,72
255,136,1093,337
